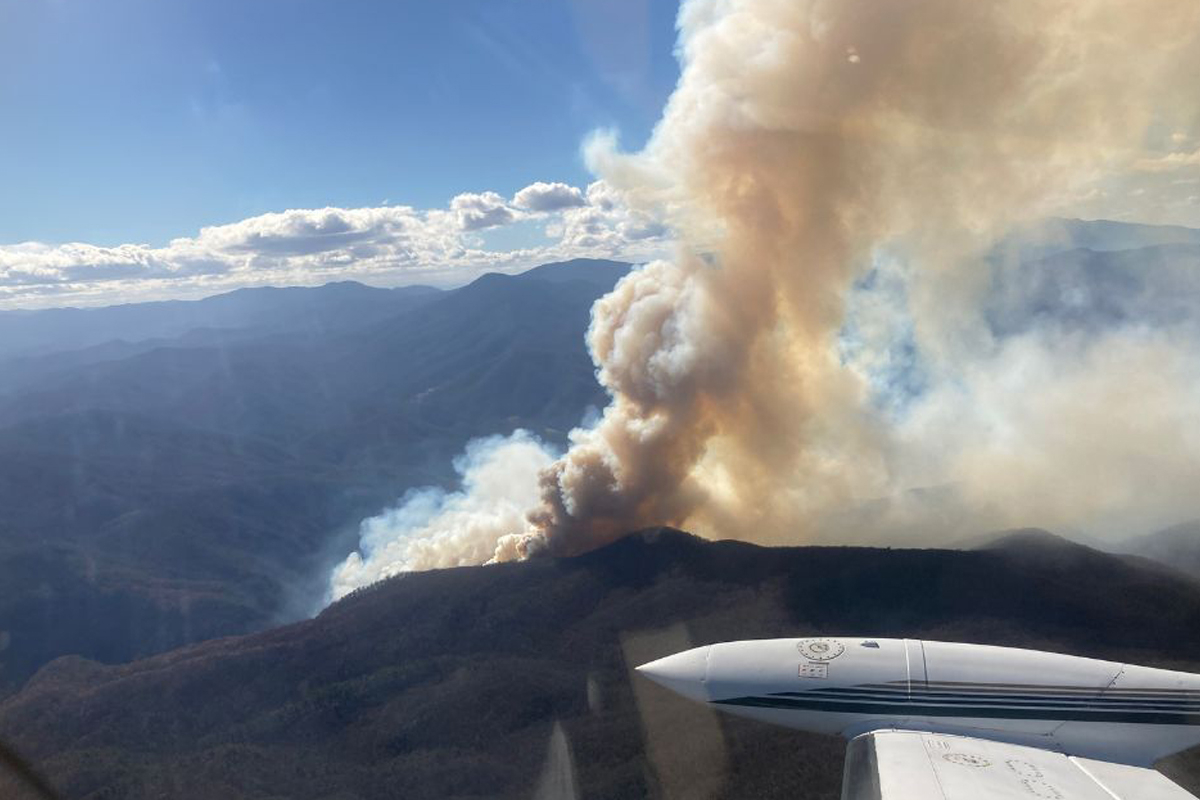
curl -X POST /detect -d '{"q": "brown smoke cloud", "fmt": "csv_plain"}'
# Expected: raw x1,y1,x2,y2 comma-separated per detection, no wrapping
331,0,1200,595
491,0,1200,558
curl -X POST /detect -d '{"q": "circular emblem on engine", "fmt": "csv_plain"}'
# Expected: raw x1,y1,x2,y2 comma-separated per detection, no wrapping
796,638,845,661
943,753,991,768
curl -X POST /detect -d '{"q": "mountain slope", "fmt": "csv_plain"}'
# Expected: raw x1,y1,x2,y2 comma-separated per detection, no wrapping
4,530,1200,799
1120,520,1200,581
0,260,629,690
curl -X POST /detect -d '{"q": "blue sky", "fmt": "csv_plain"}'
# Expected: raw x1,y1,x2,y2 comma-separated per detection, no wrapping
3,0,1195,310
1,0,680,248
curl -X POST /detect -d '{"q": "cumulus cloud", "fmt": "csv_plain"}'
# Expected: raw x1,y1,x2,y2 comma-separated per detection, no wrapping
549,181,668,250
512,181,587,212
450,191,518,231
0,180,672,309
197,207,410,256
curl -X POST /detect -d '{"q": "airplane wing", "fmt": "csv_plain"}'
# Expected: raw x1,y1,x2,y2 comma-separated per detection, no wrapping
844,729,1198,800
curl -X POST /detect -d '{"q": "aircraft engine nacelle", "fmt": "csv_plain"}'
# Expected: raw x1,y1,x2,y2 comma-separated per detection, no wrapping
638,637,1200,765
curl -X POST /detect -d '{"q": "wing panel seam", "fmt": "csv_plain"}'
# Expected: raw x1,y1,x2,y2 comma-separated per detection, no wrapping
1068,757,1123,800
904,639,912,699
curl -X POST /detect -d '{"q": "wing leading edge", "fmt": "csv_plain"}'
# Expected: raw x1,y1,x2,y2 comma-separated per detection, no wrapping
843,730,1198,800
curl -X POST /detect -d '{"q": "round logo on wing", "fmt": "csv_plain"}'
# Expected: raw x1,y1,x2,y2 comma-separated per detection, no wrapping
796,638,845,661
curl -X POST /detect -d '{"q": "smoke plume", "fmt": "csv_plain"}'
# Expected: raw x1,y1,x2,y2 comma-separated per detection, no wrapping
332,0,1200,596
328,431,556,601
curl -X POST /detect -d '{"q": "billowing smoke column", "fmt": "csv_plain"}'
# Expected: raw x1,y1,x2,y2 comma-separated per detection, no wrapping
495,0,1200,558
331,0,1200,599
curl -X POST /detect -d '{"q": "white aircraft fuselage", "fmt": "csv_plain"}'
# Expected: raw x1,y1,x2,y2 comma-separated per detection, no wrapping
637,637,1200,766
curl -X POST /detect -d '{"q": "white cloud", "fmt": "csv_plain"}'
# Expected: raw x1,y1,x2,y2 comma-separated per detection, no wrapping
0,179,673,309
512,181,587,212
449,190,517,231
551,181,668,250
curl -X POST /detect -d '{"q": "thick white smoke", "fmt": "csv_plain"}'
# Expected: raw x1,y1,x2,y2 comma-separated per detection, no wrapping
328,431,556,601
331,0,1200,597
829,241,1200,544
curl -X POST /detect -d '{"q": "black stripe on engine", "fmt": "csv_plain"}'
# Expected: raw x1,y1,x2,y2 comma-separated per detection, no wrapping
782,688,1200,711
712,694,1200,725
866,680,1200,698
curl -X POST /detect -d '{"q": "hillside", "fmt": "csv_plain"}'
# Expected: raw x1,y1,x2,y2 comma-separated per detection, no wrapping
4,530,1200,799
0,259,629,690
1120,521,1200,581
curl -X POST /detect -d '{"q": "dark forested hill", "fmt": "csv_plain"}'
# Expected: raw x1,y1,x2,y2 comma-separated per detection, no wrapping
3,529,1200,799
0,260,629,690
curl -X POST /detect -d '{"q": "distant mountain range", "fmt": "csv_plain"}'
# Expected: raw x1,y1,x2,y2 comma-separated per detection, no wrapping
3,529,1200,799
0,281,436,365
992,216,1200,264
0,258,629,690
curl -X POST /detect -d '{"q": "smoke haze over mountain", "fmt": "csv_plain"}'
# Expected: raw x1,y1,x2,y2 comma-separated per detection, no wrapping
331,0,1200,597
328,431,558,601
